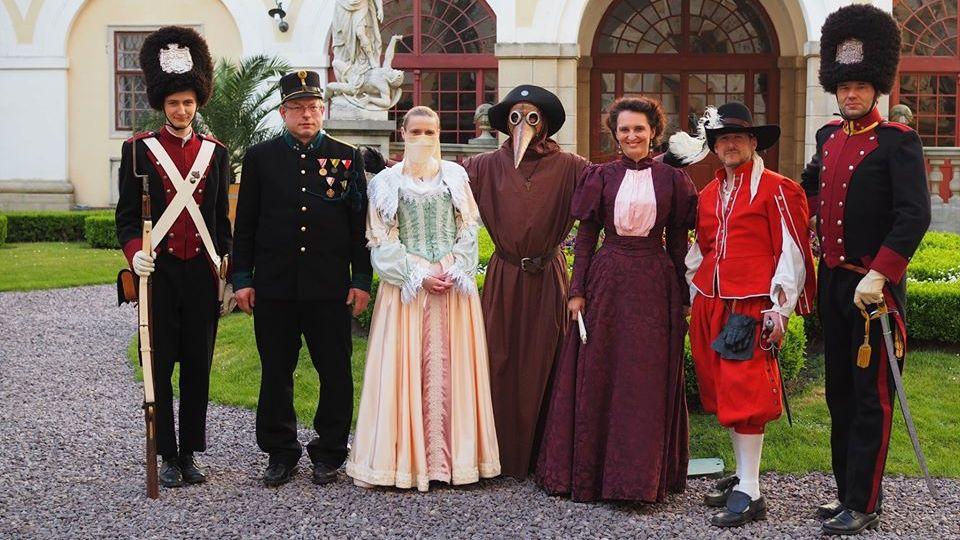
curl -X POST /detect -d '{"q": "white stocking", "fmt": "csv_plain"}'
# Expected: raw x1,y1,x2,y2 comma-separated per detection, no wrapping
731,431,764,500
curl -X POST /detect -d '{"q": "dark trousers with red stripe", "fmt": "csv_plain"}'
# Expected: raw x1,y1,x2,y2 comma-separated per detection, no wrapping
150,253,220,460
819,263,905,514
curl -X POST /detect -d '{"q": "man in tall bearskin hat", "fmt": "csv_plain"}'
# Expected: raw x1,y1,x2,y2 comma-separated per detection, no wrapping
462,85,588,479
231,70,372,487
801,4,931,535
115,26,232,488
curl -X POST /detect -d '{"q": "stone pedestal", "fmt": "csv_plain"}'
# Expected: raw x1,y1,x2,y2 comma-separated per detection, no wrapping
0,180,74,211
323,118,397,158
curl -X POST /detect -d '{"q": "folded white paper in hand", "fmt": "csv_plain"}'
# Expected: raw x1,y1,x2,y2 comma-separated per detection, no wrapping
577,311,587,344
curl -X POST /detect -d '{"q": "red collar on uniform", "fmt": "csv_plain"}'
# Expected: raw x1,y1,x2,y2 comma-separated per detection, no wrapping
158,126,196,148
713,159,754,183
845,107,882,135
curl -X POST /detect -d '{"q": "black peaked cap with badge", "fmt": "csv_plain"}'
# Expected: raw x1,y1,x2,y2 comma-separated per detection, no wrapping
488,85,566,137
139,26,214,110
819,4,901,95
280,70,324,103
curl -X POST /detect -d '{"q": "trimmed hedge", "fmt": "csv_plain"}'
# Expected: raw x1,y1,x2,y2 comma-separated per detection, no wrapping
2,211,111,242
0,214,7,247
684,315,806,406
906,279,960,343
84,215,119,249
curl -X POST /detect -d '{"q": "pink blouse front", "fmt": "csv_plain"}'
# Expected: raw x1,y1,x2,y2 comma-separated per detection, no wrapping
613,167,657,237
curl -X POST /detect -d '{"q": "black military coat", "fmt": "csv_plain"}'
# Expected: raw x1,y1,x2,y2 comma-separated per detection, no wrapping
231,131,372,301
801,110,931,284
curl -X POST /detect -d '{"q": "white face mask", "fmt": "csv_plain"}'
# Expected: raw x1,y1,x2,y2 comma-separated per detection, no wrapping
403,135,439,178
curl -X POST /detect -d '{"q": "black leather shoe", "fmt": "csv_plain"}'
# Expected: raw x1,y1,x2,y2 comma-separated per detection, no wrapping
263,462,298,487
704,475,740,507
817,500,844,520
159,458,183,488
312,462,339,485
710,491,767,528
179,453,206,484
822,509,879,535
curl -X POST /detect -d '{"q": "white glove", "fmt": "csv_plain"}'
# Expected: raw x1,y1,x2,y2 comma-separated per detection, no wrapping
133,250,156,277
853,269,886,309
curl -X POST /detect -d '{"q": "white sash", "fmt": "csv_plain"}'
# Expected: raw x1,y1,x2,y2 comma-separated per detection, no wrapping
142,137,222,270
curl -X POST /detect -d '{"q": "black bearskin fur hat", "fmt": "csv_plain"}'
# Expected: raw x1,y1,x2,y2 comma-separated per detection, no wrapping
139,26,214,110
819,4,900,95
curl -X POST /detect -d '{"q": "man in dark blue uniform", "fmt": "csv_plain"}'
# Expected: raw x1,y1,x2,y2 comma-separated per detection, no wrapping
115,26,232,488
231,70,372,487
801,5,931,535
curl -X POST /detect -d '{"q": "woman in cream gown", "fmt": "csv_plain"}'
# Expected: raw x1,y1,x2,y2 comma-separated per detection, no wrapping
346,107,500,491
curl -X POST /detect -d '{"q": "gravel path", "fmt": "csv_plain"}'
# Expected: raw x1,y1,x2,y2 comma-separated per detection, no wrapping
1,285,958,539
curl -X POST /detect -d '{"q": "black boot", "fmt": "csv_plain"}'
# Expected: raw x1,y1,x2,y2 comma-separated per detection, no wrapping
263,462,298,487
704,475,740,507
710,491,767,528
159,458,183,488
179,453,206,484
817,500,844,520
312,462,339,485
822,509,879,535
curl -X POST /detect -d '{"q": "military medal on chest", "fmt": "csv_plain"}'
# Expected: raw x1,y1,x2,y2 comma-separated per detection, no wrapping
326,176,336,198
330,158,340,174
318,158,328,176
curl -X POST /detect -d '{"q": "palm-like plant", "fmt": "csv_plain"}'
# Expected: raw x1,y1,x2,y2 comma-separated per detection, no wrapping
196,55,290,179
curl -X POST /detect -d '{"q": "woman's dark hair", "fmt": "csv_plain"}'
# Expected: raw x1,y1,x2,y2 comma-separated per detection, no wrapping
605,96,668,147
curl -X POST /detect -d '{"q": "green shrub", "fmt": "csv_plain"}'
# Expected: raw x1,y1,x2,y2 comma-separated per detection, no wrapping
916,231,960,251
2,211,111,242
906,279,960,343
684,315,807,408
478,227,494,265
84,215,119,249
0,214,7,247
908,247,960,282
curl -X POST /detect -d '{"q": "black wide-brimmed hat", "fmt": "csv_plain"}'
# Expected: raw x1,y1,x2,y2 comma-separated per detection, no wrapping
705,102,780,152
280,70,324,103
488,85,565,136
139,26,213,111
819,4,900,95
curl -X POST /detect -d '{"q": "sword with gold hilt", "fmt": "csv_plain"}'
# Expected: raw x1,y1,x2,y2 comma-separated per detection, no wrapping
132,106,160,500
862,300,938,499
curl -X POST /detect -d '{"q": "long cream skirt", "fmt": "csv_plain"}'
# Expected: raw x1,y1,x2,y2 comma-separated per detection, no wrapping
346,282,501,491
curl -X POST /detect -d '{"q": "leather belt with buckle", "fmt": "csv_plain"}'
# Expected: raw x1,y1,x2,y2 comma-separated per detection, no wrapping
498,249,561,274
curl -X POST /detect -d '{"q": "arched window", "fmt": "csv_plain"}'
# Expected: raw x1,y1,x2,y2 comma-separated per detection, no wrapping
380,0,497,144
591,0,779,181
892,0,959,147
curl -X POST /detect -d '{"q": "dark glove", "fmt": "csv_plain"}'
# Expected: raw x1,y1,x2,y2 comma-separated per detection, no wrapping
361,146,387,175
711,313,758,361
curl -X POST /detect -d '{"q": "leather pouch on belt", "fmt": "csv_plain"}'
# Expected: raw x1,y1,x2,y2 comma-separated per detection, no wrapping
711,313,759,361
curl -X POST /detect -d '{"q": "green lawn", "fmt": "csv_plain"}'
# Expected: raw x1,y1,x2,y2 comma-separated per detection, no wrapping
689,349,960,477
0,242,124,292
130,312,960,478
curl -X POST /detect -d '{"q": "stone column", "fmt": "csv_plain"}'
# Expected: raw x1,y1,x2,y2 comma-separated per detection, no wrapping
0,57,74,210
494,43,580,152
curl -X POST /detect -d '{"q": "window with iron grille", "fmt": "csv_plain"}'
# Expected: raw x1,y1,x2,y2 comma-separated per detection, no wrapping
379,0,497,144
892,0,960,146
114,31,153,132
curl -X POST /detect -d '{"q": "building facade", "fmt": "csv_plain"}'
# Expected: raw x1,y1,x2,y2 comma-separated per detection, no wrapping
1,0,958,224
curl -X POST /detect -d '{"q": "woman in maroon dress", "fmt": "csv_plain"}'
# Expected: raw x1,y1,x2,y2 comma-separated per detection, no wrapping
536,97,697,502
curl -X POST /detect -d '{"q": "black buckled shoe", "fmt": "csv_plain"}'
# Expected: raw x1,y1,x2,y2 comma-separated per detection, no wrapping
263,462,298,487
710,490,767,528
822,509,879,535
179,453,206,484
312,462,339,485
159,458,184,488
704,475,740,507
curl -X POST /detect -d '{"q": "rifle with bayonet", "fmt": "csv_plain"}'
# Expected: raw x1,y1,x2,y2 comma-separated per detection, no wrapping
116,107,160,499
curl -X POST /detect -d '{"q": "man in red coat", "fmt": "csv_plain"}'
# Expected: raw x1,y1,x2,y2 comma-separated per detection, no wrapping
687,102,815,527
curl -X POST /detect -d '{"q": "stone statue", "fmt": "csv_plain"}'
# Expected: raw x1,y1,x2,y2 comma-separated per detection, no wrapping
469,103,497,145
890,103,914,126
328,0,403,111
327,34,404,111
